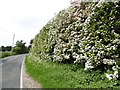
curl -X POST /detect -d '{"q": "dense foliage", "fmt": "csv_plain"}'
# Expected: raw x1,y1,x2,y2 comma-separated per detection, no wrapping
12,40,29,54
0,51,16,59
31,1,120,80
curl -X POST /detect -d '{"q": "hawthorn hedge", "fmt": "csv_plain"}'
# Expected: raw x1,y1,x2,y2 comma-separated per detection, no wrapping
31,1,120,79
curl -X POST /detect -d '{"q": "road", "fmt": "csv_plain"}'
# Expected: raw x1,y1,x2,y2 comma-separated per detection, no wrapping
0,54,27,88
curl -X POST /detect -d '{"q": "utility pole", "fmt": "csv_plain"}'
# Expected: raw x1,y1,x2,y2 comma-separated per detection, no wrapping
12,34,15,48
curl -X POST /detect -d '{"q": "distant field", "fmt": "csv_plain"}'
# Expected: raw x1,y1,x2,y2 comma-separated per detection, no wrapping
25,55,120,88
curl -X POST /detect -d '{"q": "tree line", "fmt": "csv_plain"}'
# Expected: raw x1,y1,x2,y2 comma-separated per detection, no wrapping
0,46,12,52
0,39,33,54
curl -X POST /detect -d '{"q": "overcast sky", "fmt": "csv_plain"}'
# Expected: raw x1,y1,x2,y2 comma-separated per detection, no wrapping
0,0,71,46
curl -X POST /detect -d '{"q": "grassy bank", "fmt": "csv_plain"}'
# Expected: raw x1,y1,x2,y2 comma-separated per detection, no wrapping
0,51,16,59
25,55,120,88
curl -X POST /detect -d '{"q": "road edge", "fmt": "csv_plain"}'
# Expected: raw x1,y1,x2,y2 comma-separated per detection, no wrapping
20,56,25,88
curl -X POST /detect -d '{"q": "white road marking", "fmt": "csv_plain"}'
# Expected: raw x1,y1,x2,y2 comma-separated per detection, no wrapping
20,57,25,88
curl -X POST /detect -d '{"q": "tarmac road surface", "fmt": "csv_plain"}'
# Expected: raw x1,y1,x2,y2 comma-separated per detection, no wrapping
0,54,27,88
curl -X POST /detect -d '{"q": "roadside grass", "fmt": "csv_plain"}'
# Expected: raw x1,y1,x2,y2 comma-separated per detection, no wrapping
0,51,16,59
25,55,120,88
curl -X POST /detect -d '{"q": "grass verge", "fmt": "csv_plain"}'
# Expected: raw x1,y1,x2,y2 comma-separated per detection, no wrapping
25,55,120,88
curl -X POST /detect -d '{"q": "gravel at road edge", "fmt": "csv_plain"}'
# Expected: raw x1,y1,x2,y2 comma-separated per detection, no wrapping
22,60,41,88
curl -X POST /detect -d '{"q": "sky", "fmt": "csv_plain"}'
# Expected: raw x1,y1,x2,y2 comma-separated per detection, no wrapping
0,0,71,46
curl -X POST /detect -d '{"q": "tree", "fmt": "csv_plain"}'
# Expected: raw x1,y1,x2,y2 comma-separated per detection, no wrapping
1,46,5,52
28,39,34,51
12,40,28,54
5,46,12,51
